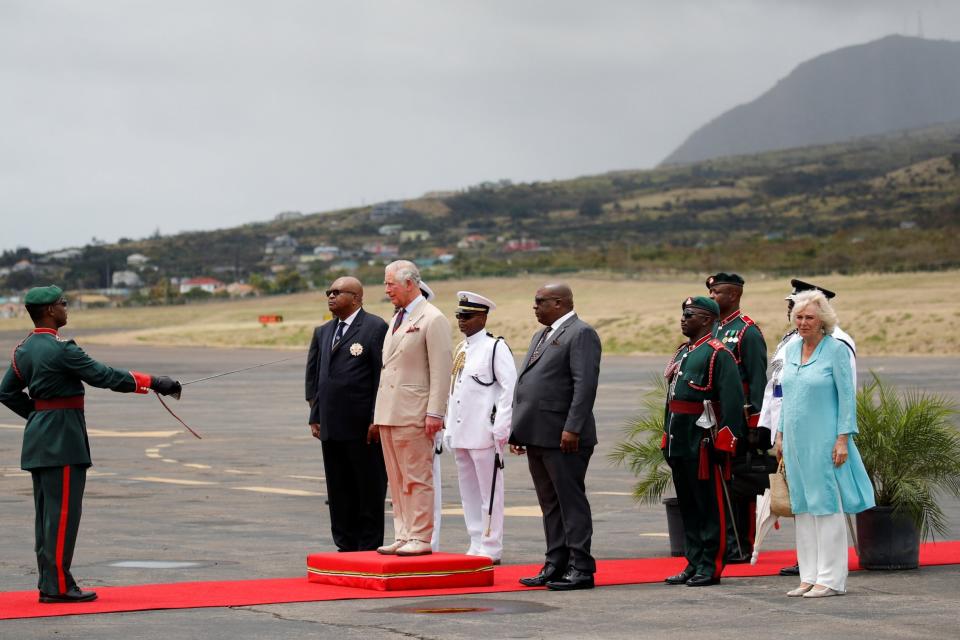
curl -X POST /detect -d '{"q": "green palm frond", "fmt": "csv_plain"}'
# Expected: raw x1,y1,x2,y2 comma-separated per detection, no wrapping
856,372,960,540
608,374,672,505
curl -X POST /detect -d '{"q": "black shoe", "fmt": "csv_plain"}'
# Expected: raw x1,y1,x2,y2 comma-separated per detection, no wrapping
664,566,697,585
686,574,720,587
779,563,800,577
546,567,595,591
39,587,98,604
519,563,564,587
725,553,751,565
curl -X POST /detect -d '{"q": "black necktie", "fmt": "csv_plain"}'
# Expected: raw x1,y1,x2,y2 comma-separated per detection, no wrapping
530,327,551,361
392,309,405,334
332,321,346,347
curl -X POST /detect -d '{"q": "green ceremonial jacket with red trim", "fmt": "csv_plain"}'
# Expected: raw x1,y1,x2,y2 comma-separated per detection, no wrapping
0,329,151,470
711,310,767,424
662,336,746,459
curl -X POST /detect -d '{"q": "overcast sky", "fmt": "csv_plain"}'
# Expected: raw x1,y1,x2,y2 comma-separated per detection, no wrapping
3,0,960,253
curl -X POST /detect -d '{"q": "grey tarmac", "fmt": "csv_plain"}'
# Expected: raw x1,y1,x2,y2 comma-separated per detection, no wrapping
0,346,958,639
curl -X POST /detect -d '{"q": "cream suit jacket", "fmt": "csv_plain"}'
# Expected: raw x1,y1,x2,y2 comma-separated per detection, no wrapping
374,300,453,427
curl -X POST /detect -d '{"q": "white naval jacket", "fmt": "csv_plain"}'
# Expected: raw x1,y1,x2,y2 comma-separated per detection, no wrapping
758,324,857,445
444,331,517,449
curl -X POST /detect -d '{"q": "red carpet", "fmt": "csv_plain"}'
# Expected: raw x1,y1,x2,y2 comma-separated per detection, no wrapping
2,542,960,620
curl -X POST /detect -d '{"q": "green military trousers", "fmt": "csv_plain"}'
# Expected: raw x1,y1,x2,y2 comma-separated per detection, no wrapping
31,465,87,595
668,457,727,579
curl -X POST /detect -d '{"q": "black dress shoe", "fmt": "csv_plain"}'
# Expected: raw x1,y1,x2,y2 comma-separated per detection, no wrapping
685,574,720,587
519,563,564,587
779,563,800,576
546,567,595,591
39,587,98,604
664,566,697,585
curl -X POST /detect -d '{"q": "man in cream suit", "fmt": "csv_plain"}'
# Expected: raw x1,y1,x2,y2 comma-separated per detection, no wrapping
445,291,516,563
375,260,453,556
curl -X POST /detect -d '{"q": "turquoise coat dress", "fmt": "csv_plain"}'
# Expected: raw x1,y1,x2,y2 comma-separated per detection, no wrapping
777,335,875,515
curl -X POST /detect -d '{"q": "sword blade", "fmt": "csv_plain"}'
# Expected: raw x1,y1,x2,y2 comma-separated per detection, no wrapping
181,355,303,386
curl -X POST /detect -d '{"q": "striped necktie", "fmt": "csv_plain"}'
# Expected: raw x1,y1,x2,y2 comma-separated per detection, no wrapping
392,309,405,334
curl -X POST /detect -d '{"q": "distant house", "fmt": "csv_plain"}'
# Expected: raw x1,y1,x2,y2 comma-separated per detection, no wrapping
226,282,256,297
126,253,150,267
362,241,399,258
370,201,405,221
49,248,83,261
112,270,142,288
456,234,487,249
274,211,303,222
330,259,360,272
264,234,299,256
179,277,225,294
378,224,403,236
312,245,340,260
436,253,455,264
400,230,431,243
12,259,33,272
503,238,541,252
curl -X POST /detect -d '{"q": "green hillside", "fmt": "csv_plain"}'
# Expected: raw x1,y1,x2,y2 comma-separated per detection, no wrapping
4,121,960,296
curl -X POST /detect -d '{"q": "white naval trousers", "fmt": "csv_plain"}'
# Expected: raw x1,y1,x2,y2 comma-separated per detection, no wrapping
795,511,849,592
431,451,442,552
453,446,505,560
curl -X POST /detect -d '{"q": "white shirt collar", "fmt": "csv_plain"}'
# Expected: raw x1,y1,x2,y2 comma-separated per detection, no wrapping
403,294,425,315
465,330,487,347
337,307,361,328
548,309,576,333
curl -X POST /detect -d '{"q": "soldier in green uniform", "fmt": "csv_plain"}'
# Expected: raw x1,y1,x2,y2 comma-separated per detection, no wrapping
0,285,182,604
706,272,769,562
662,296,746,587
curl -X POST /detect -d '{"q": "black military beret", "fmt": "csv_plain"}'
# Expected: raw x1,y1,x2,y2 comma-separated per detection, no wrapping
705,272,745,288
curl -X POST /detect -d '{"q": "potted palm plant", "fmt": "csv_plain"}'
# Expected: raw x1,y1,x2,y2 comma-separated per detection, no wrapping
608,376,685,556
854,373,960,569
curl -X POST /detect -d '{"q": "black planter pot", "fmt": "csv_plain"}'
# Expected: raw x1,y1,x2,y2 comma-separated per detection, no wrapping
663,497,685,557
856,506,920,570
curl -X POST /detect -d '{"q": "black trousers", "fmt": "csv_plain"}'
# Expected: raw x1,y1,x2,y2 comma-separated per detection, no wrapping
668,457,726,578
32,465,87,595
321,438,388,551
526,445,595,574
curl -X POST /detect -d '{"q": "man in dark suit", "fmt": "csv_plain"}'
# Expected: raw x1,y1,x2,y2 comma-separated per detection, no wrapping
510,283,601,591
306,276,389,551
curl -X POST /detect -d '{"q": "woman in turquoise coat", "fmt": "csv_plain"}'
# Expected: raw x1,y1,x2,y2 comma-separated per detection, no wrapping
774,290,874,598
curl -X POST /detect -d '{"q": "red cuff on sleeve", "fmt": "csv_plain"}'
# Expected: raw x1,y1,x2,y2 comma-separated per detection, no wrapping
747,413,760,428
130,370,152,394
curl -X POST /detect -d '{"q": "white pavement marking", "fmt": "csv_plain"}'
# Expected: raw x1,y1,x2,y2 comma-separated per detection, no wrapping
286,475,325,481
146,453,162,459
0,424,24,430
638,533,670,538
441,505,543,517
161,459,179,463
3,472,30,477
183,463,212,469
132,476,217,486
88,429,180,438
233,486,323,497
224,469,263,475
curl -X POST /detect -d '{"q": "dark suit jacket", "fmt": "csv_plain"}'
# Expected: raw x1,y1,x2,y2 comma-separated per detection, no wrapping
305,308,389,441
510,314,601,448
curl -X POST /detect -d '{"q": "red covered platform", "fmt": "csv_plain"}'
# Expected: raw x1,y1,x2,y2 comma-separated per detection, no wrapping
307,551,494,591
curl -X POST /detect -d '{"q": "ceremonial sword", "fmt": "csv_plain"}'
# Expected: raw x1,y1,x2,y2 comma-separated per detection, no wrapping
154,354,305,440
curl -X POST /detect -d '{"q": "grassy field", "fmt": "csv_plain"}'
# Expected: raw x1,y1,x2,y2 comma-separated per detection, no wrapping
1,271,955,356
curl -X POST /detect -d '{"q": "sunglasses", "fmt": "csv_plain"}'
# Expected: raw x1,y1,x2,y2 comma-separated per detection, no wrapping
325,289,357,297
682,309,711,319
455,312,483,320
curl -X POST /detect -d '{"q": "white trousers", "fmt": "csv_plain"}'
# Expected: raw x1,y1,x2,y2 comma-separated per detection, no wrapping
431,452,442,551
453,446,505,560
795,511,849,592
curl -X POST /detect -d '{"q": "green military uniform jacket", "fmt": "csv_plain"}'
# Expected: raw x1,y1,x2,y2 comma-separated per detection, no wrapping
0,329,149,470
712,310,767,427
663,335,746,459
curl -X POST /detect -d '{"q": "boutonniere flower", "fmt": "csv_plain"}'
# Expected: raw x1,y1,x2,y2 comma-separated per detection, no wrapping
349,343,363,356
405,326,421,333
550,339,561,346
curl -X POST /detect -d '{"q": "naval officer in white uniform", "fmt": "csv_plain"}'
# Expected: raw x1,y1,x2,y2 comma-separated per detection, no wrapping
444,291,517,563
